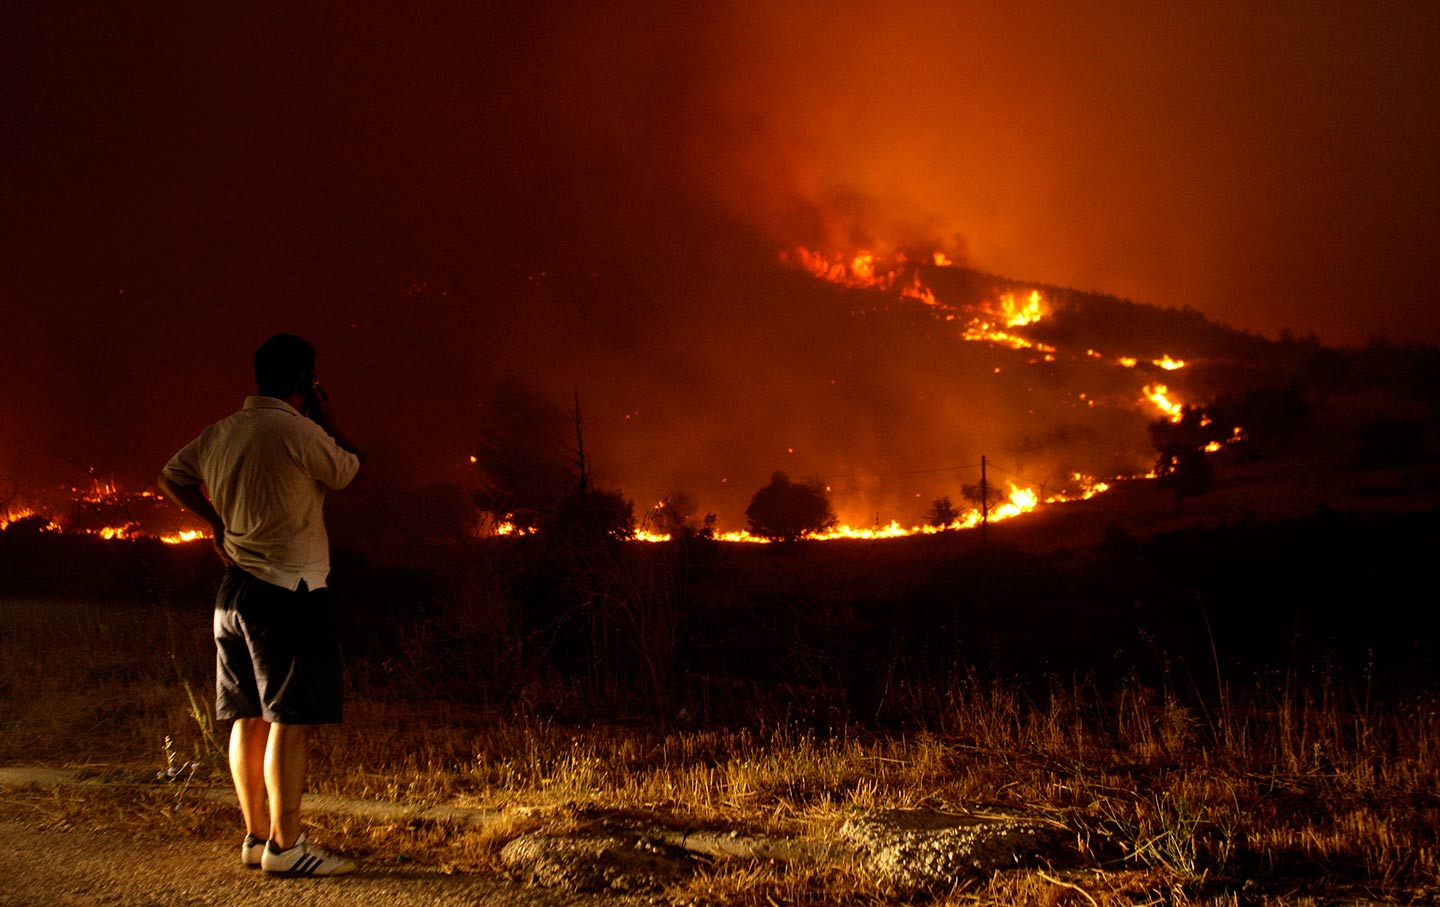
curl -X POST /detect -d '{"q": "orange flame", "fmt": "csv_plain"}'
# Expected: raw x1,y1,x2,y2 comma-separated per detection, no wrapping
0,508,50,531
692,483,1051,544
999,291,1045,327
1144,384,1185,422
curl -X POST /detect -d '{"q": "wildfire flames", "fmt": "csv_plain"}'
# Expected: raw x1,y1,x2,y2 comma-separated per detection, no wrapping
1,480,209,546
782,245,1209,425
468,245,1241,544
624,478,1116,544
8,245,1235,549
1144,384,1185,423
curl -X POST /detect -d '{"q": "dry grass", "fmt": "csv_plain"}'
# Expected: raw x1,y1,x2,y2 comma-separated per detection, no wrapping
2,595,1437,905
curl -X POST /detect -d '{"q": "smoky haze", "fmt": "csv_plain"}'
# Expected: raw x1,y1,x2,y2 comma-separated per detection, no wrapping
4,3,1435,534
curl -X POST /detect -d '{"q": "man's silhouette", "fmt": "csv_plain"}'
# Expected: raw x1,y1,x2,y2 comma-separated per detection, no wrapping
159,333,363,877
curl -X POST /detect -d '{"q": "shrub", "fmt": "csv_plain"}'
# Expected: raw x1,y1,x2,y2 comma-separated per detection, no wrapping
744,472,837,542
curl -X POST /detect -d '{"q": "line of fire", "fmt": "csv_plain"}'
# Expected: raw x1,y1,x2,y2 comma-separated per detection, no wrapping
0,246,1249,547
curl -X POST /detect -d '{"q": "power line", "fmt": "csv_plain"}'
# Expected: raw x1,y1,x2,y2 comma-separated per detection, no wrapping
836,462,984,481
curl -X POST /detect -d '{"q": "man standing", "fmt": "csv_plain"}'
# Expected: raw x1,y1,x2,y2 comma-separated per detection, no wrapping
159,333,363,877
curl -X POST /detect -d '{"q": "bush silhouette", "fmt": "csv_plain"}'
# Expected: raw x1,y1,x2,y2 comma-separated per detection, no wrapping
926,496,961,528
549,486,636,541
650,492,701,538
1149,409,1217,504
744,472,837,542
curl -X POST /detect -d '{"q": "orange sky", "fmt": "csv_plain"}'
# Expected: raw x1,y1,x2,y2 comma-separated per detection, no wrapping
686,2,1440,345
10,1,1439,343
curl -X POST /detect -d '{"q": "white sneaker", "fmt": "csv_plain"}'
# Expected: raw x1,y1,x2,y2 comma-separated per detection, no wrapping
242,834,266,868
260,834,356,877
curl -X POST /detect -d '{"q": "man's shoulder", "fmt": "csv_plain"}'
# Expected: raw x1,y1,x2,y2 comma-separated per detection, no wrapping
186,407,249,442
195,402,307,449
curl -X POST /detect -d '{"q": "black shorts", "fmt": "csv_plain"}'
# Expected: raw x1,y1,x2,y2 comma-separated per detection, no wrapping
213,566,342,725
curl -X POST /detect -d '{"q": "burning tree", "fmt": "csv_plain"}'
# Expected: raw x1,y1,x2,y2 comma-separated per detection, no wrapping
744,472,837,542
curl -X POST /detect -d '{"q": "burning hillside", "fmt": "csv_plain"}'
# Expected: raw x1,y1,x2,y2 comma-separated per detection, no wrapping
453,235,1282,544
3,236,1278,549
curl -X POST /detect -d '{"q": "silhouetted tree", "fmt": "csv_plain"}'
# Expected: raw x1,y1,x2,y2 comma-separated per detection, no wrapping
1209,384,1312,459
548,391,636,541
470,377,569,532
744,471,837,542
1154,445,1213,502
650,492,700,538
1149,409,1216,504
550,485,636,541
0,473,17,514
960,481,989,505
926,496,961,528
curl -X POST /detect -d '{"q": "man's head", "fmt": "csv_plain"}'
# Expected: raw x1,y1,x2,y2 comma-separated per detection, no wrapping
254,333,316,398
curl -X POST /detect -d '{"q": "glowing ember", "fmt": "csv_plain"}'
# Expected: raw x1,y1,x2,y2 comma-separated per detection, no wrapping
1154,355,1186,370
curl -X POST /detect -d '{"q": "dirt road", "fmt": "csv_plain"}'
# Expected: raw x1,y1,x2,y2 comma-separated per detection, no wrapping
0,820,646,907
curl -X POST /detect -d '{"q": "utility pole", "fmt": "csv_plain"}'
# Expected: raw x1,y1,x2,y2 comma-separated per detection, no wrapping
571,388,589,496
980,455,988,548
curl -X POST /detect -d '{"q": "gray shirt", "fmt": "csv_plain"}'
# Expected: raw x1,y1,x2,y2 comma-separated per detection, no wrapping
162,396,360,590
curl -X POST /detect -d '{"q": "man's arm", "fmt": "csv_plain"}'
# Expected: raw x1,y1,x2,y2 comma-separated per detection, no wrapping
306,387,369,491
156,474,234,566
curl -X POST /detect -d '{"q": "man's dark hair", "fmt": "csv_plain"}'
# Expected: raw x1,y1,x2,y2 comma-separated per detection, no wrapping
254,334,316,398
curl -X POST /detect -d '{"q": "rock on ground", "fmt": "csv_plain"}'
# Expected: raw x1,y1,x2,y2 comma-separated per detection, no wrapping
838,808,1073,894
500,831,699,894
501,808,1077,896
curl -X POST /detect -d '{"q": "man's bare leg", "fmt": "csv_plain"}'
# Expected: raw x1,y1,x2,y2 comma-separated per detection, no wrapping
264,723,309,850
229,718,269,839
